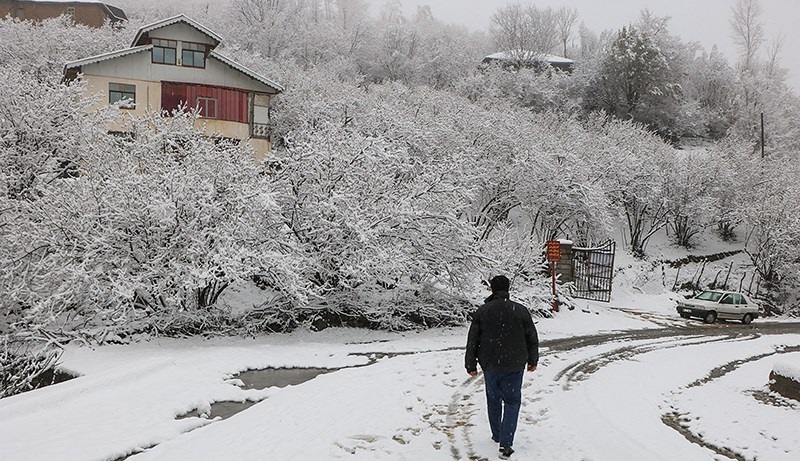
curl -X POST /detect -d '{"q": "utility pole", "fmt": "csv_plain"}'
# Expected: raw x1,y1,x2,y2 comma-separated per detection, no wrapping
761,112,765,158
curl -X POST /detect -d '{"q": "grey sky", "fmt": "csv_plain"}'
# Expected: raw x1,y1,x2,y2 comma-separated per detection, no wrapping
380,0,800,91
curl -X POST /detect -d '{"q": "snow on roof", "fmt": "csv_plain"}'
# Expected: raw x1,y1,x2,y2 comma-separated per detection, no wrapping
131,14,223,48
209,51,284,94
484,51,574,65
63,44,152,71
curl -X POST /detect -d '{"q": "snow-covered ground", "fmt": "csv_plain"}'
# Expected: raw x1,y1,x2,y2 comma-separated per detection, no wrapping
2,299,799,461
773,360,800,381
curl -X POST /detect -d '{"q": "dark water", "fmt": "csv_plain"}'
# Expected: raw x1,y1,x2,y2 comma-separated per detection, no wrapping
176,367,334,421
176,400,259,420
236,367,334,390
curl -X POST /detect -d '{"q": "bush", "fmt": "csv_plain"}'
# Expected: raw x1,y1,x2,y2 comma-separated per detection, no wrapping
0,336,63,398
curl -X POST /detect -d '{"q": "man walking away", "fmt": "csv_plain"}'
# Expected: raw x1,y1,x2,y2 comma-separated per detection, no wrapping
465,275,539,459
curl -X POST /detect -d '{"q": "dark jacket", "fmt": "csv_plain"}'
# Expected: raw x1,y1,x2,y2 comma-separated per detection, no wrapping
465,291,539,373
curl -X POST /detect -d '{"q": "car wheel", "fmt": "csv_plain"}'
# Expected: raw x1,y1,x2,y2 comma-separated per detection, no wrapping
704,311,717,324
742,313,753,325
680,313,690,319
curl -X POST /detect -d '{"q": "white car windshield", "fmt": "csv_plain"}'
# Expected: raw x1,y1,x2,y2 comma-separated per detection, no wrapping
695,291,724,302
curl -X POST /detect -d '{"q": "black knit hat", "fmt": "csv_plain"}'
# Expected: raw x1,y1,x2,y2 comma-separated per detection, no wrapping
489,275,510,293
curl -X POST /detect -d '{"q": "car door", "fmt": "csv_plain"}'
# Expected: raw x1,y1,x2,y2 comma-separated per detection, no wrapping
731,294,746,318
717,293,736,318
739,294,756,315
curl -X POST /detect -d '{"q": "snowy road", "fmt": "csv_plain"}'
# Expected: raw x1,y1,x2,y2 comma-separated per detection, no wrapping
2,316,799,461
449,321,800,461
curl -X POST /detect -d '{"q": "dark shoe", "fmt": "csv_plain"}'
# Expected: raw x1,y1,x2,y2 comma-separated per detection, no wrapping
491,435,499,444
499,446,514,459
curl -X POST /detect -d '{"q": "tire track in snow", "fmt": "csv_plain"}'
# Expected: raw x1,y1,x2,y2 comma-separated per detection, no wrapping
552,332,761,390
614,307,689,328
686,344,800,388
444,375,487,461
662,344,800,460
660,412,748,461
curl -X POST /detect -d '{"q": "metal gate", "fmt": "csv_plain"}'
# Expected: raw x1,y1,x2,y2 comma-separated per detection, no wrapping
571,240,615,302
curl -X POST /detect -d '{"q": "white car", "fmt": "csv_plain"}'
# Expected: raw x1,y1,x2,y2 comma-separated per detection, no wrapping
676,290,760,324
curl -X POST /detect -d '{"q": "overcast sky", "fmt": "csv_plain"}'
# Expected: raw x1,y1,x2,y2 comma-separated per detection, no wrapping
378,0,800,91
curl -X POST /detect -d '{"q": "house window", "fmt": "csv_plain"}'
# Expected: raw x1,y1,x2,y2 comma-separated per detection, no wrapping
181,42,206,68
196,97,217,118
152,39,177,65
109,83,136,109
251,93,270,139
66,6,75,17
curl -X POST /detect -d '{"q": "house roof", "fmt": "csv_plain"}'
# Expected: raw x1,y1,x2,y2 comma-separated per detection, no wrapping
103,3,126,21
63,44,152,71
4,0,128,21
484,51,574,65
63,45,283,94
131,14,223,48
64,15,282,94
209,51,284,94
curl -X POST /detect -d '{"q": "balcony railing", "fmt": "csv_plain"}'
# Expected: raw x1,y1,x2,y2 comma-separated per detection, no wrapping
252,123,269,139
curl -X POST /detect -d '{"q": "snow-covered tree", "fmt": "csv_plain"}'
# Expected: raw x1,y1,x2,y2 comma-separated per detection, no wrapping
730,0,765,72
555,6,579,58
455,64,579,113
3,110,303,338
586,25,680,122
226,0,307,57
0,16,126,77
664,152,721,247
741,174,800,291
265,73,488,326
595,117,674,256
490,3,557,66
274,122,478,290
684,47,738,138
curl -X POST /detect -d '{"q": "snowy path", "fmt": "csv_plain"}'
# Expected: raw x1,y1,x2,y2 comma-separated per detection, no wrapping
1,317,799,461
449,323,800,461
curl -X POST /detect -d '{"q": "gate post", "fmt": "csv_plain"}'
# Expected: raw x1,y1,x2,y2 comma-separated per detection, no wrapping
555,240,573,283
546,240,562,312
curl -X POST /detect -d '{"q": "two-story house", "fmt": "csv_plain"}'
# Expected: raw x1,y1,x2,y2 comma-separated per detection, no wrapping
0,0,127,27
64,15,283,159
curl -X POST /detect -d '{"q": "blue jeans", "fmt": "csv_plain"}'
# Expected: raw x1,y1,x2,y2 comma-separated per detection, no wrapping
483,369,524,448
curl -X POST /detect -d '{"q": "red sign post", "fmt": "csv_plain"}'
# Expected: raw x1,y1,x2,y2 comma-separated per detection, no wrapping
546,240,561,312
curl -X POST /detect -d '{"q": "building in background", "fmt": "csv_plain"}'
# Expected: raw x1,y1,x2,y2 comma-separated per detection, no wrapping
0,0,127,27
64,14,283,159
482,51,574,73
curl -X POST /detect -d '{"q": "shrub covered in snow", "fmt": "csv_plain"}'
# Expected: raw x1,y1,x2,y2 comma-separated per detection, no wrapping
0,335,61,399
